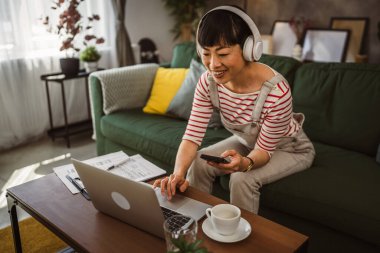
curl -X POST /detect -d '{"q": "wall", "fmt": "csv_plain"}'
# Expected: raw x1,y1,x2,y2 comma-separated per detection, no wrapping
246,0,379,63
125,0,176,63
125,0,379,64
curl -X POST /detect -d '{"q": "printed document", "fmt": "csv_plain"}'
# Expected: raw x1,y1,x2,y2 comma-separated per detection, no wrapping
54,151,166,194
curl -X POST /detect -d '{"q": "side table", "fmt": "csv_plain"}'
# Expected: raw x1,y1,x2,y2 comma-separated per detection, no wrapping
41,69,102,148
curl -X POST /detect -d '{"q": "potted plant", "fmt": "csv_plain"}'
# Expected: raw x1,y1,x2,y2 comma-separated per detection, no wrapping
168,236,209,253
80,46,101,72
162,0,206,42
43,0,104,76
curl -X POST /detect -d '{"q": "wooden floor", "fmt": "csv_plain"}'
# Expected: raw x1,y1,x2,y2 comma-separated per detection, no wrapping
0,132,96,229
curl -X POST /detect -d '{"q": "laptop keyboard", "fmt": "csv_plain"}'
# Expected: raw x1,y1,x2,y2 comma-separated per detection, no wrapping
161,207,191,231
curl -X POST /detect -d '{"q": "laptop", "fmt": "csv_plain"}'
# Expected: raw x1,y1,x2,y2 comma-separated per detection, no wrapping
71,159,211,238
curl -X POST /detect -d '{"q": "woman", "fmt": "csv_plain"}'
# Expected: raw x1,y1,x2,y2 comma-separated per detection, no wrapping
154,6,315,213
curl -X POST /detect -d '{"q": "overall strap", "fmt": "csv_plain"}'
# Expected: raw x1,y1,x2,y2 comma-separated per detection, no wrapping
251,74,284,124
208,74,220,111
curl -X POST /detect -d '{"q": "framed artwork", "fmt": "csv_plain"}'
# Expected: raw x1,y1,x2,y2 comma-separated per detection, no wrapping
270,20,297,57
301,28,350,63
330,17,369,62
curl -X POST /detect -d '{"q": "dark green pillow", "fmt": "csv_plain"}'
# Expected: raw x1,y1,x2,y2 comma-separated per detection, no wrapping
170,42,197,68
259,54,302,86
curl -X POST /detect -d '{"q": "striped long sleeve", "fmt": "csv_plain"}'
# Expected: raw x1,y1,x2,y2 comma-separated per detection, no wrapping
183,72,300,155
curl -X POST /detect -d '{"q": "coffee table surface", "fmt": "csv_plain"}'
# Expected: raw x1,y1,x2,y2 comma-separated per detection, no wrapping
7,173,308,253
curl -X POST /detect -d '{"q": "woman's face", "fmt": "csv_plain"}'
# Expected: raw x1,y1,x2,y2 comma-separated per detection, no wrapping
201,44,246,84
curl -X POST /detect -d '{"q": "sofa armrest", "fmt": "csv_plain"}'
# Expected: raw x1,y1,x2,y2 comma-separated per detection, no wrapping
89,63,159,154
89,74,106,154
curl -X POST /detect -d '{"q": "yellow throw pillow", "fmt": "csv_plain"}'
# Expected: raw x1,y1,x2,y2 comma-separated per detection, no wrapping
143,67,189,115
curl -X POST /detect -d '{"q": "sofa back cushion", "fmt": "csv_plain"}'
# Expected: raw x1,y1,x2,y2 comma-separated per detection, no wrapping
143,67,189,115
171,41,198,68
293,63,380,156
259,54,302,86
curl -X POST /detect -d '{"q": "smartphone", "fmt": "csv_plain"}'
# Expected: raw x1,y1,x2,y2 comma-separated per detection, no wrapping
200,154,231,164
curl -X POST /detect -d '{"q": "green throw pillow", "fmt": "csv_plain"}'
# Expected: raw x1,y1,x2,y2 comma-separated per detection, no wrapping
170,42,197,68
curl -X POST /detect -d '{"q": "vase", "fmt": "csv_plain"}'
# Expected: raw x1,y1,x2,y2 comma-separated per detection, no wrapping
60,58,80,76
84,61,98,73
292,44,303,61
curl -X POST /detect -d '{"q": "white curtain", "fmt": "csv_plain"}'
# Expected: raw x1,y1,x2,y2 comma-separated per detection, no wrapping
0,0,117,151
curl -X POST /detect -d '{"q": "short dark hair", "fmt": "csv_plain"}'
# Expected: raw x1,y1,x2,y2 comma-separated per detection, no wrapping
197,9,252,49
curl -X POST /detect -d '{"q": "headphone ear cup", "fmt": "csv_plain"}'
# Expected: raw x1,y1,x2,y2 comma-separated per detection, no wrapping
243,36,263,61
253,41,263,61
242,36,254,61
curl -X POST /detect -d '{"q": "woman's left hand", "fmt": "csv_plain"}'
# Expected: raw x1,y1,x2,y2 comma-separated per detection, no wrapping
206,149,245,174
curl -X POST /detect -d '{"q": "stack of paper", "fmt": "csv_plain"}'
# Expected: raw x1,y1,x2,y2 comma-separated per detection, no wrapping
54,151,166,194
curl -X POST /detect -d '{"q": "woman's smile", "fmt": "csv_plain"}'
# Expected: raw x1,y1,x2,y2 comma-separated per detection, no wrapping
211,70,227,79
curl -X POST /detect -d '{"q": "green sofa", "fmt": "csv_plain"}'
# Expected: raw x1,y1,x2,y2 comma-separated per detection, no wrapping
89,53,380,253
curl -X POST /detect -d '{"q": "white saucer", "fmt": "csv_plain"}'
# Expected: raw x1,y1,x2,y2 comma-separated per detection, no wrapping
202,217,252,243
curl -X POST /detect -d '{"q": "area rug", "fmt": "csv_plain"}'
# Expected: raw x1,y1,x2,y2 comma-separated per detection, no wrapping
0,217,67,253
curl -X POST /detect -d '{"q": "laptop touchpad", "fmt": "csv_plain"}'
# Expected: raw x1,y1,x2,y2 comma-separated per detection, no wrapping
155,188,189,211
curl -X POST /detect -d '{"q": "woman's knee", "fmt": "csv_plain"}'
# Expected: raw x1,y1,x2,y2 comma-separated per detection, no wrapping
229,172,261,191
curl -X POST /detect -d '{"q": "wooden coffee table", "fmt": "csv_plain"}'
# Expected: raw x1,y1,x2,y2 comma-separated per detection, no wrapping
6,173,308,253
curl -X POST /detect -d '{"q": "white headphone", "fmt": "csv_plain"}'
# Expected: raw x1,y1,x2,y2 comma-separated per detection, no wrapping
196,6,263,62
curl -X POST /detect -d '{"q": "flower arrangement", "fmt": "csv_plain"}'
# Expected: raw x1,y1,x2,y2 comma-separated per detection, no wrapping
289,16,311,44
42,0,105,58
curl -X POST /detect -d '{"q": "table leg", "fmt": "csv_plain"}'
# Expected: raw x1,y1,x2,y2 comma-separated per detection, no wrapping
6,193,23,253
60,81,70,148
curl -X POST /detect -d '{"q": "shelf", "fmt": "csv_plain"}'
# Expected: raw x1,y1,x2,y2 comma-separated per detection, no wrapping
47,120,92,139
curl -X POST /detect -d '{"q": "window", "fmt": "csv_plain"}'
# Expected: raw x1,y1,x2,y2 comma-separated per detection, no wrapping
0,0,109,60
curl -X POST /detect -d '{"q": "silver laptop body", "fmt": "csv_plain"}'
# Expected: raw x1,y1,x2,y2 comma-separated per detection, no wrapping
71,159,210,238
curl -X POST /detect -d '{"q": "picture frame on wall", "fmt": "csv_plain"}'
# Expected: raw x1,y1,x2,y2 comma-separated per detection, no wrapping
301,28,350,63
330,17,369,62
270,20,297,57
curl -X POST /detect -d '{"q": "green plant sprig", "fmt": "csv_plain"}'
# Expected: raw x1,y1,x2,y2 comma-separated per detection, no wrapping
167,236,209,253
79,46,101,62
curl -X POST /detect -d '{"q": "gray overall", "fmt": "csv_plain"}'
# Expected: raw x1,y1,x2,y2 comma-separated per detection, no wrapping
187,73,315,213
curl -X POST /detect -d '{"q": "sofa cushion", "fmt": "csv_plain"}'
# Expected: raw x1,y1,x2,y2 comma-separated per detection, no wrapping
171,41,198,68
260,142,380,246
93,64,159,115
101,109,231,172
293,63,380,156
143,67,189,115
167,59,206,120
167,59,222,129
259,54,302,86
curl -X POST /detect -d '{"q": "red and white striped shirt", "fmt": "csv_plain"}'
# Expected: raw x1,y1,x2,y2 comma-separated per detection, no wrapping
183,72,301,154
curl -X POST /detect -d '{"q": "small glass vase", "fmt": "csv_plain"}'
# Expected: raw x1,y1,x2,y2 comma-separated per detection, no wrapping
163,215,198,252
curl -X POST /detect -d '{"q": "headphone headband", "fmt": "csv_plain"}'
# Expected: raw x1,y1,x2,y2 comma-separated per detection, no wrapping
196,6,263,61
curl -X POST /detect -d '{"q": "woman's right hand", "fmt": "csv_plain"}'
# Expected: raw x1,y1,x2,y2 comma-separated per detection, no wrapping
153,173,189,200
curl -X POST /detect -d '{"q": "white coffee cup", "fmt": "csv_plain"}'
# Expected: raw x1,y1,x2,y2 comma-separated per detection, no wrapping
206,204,241,236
